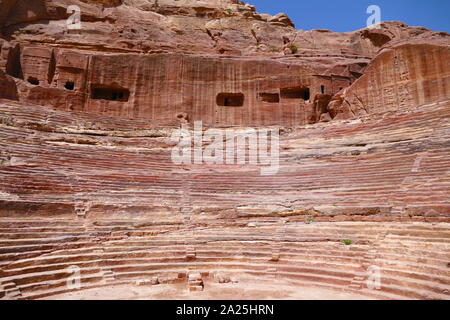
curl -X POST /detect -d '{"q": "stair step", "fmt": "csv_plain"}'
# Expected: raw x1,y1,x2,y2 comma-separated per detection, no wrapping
3,281,22,298
3,282,17,289
189,285,203,292
101,269,115,282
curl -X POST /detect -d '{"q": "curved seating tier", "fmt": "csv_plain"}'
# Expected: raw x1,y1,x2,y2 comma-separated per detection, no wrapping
0,100,449,300
0,220,449,300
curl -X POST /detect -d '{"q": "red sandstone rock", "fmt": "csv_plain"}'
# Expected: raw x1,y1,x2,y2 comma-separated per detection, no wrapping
0,70,18,100
329,43,450,120
0,1,448,126
0,0,449,301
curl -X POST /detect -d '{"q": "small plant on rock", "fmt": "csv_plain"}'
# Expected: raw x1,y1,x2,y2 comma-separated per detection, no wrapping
343,239,352,246
289,44,298,54
305,217,315,224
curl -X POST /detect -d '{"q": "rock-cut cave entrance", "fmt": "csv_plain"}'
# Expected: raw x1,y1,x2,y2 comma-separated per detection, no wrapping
65,81,75,90
91,85,130,102
27,77,39,85
259,92,280,103
280,87,310,100
216,93,245,107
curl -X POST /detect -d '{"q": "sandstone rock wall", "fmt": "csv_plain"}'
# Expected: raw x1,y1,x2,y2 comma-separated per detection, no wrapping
0,70,18,100
3,45,359,126
329,44,450,120
0,1,449,301
1,1,448,127
0,97,448,220
7,42,447,127
1,0,443,57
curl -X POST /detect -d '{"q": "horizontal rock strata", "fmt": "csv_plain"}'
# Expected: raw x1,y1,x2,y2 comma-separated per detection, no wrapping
0,0,449,300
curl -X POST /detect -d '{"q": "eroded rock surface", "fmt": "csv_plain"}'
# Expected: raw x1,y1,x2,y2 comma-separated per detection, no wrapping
0,0,449,300
0,0,448,126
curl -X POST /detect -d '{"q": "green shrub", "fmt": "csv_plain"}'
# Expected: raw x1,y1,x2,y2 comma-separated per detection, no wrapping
305,217,315,224
343,239,352,246
289,44,298,54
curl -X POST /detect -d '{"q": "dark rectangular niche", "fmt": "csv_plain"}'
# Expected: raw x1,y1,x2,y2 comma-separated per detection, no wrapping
258,92,280,103
91,85,130,102
216,93,245,107
6,45,23,79
65,81,75,90
27,77,39,85
280,87,310,100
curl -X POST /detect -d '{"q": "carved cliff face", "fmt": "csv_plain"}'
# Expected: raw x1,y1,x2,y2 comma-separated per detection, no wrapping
7,50,343,126
0,0,449,127
0,1,449,301
329,44,450,120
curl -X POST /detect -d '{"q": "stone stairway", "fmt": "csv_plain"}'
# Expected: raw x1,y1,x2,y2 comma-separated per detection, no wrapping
2,281,22,299
181,175,196,262
187,272,204,292
348,226,390,290
101,269,115,283
75,201,89,219
270,220,287,263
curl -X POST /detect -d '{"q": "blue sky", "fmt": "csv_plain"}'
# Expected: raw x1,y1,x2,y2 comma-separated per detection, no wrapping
246,0,450,32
